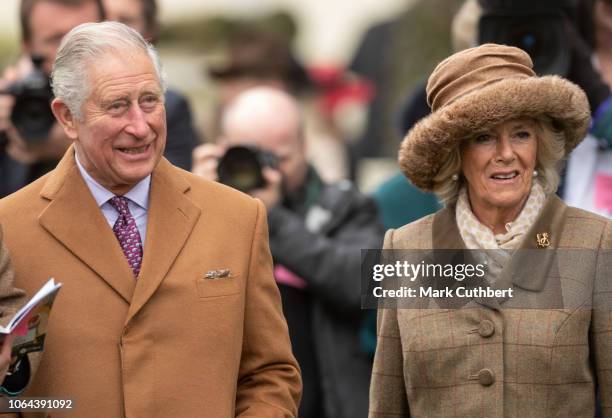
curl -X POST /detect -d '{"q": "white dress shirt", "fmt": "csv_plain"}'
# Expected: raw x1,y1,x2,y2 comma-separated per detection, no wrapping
75,152,150,247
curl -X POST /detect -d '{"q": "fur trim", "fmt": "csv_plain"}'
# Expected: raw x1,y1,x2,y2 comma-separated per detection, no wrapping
399,75,590,191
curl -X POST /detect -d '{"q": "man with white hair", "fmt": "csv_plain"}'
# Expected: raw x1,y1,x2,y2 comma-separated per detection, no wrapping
193,87,384,418
0,22,301,417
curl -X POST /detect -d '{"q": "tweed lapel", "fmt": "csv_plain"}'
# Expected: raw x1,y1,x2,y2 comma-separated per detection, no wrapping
125,158,201,324
432,206,465,250
430,196,568,310
473,195,567,310
38,147,136,304
499,195,567,292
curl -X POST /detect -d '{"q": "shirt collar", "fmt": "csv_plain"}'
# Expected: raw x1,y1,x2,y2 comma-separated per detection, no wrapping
75,151,151,210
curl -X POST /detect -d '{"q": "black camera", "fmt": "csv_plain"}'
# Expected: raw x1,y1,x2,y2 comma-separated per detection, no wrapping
478,0,576,76
217,145,279,193
1,55,55,144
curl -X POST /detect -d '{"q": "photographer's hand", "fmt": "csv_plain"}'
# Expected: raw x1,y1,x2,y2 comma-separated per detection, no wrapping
5,122,72,164
250,167,282,210
0,60,70,164
192,143,225,182
0,66,19,139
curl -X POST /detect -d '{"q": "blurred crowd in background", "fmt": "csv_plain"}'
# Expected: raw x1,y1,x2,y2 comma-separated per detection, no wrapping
1,0,612,417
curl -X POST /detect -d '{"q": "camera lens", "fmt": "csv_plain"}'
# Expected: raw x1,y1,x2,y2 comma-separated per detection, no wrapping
7,56,55,143
519,33,536,52
506,24,549,70
12,96,56,142
218,146,267,193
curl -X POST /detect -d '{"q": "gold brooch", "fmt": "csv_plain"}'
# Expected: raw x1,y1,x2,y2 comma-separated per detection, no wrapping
536,232,550,248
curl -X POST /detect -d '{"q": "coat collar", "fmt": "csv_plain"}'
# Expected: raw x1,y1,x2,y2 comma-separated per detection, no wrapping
38,147,201,323
431,194,568,309
126,157,200,324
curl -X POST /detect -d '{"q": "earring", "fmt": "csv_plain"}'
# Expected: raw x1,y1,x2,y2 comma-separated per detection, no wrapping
451,173,459,181
533,170,538,178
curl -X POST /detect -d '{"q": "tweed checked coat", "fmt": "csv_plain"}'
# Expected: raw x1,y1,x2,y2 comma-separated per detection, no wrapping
369,195,612,418
0,148,301,417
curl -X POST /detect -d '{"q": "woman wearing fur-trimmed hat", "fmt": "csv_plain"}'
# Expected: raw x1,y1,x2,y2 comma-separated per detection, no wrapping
369,43,612,417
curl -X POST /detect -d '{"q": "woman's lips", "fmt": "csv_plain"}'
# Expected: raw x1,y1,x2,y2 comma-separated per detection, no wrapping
489,170,520,184
490,170,518,179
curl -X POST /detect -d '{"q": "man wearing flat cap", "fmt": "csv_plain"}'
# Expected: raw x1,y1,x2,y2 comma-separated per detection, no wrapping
0,21,301,417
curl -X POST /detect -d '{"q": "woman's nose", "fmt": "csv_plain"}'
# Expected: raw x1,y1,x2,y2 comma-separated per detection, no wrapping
495,135,515,162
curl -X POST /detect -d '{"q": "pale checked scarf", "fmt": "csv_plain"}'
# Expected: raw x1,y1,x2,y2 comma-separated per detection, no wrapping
455,182,546,280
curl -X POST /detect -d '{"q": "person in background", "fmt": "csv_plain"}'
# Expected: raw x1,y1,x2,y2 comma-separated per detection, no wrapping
0,22,300,416
0,0,197,201
348,0,465,177
563,0,612,217
102,0,199,170
0,0,103,198
193,86,384,418
206,28,351,182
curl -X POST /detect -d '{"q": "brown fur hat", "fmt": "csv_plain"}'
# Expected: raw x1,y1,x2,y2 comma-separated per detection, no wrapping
399,43,591,191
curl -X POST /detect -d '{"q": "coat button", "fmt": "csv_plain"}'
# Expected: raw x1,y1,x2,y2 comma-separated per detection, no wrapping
478,369,495,386
478,320,495,338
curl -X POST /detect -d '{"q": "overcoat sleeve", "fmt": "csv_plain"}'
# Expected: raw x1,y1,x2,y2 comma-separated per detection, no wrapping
235,199,302,417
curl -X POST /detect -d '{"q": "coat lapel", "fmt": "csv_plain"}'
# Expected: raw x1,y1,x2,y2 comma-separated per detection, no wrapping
503,194,567,291
430,196,569,310
38,147,136,303
126,158,200,324
432,206,465,250
483,195,568,310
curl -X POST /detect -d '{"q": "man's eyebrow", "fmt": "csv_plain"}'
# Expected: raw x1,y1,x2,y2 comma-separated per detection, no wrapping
100,95,130,106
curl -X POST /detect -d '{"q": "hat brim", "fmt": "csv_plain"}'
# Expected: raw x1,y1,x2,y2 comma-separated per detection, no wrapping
399,75,591,191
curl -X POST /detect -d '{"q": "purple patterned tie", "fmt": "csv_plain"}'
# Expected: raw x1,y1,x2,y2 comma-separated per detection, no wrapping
109,196,143,277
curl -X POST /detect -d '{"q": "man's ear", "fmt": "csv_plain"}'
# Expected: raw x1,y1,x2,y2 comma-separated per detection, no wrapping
51,98,79,140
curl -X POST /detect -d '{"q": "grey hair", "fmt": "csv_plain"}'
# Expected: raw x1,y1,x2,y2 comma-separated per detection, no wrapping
51,21,166,120
432,118,566,206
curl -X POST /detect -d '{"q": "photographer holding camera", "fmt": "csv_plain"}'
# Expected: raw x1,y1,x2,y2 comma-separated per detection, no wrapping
0,0,104,198
0,0,199,198
192,87,384,418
